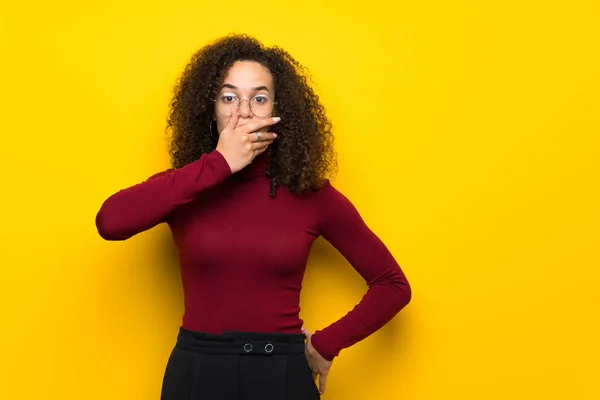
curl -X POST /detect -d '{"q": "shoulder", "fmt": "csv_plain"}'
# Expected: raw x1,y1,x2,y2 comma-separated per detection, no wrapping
310,179,361,219
146,168,175,181
307,179,367,237
311,179,351,204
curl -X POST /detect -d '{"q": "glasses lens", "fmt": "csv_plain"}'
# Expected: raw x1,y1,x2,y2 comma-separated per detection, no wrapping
250,95,274,118
215,94,274,117
216,94,237,116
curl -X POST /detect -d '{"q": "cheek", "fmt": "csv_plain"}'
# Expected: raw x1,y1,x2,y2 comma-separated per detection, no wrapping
214,114,229,134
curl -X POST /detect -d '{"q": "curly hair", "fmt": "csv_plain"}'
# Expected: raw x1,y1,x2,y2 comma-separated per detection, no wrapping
166,34,337,198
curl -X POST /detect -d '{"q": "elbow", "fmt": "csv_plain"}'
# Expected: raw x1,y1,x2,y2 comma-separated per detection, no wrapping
371,270,412,313
95,204,130,241
390,274,412,312
399,281,412,309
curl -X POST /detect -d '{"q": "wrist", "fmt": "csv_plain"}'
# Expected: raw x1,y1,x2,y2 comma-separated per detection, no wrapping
214,149,235,174
310,331,336,361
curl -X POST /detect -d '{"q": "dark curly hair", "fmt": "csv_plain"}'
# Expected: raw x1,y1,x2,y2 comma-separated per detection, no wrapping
166,34,337,198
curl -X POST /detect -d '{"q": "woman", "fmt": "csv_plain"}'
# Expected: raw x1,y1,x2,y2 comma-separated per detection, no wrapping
96,34,411,399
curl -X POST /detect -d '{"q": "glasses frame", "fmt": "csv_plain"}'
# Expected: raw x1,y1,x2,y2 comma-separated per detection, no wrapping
212,94,277,119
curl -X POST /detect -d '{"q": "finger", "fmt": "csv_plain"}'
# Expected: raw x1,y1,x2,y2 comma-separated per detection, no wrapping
252,140,273,151
223,104,239,133
254,145,270,156
312,372,318,381
242,116,280,134
250,131,278,143
319,372,327,394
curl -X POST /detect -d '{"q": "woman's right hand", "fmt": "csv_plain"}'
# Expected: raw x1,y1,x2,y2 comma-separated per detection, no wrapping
215,106,280,174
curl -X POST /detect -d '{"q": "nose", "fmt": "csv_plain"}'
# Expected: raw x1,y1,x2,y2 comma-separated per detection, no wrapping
238,98,252,118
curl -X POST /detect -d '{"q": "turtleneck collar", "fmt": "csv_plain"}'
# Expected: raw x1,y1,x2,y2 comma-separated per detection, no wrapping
234,151,270,180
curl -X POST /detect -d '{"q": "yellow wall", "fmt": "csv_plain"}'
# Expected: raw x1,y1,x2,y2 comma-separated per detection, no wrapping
1,1,599,399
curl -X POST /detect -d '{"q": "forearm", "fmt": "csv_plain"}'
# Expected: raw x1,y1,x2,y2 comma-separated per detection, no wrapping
311,268,411,360
95,150,231,240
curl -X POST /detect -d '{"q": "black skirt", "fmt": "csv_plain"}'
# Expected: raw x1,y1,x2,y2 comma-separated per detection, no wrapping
161,327,321,400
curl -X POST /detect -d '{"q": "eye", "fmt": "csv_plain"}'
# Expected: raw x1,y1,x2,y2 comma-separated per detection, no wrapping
252,95,269,105
220,93,238,103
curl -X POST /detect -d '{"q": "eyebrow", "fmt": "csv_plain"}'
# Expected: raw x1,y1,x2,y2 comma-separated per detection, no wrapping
220,84,270,93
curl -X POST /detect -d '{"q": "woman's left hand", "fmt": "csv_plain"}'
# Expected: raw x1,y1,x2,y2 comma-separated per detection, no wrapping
302,326,333,395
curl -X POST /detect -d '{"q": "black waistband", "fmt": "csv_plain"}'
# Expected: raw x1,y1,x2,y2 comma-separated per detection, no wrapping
175,327,307,355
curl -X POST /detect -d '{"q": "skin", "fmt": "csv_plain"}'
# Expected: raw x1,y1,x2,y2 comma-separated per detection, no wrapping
303,326,334,395
214,61,334,394
214,61,275,133
214,61,279,173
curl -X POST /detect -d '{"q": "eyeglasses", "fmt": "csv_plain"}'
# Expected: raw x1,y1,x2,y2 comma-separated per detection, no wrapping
213,92,277,118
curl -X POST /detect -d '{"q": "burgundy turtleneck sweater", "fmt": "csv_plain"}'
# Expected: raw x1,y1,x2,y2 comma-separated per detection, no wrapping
95,150,411,360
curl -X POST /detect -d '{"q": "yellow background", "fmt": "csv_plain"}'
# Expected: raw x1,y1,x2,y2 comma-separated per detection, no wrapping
1,1,599,399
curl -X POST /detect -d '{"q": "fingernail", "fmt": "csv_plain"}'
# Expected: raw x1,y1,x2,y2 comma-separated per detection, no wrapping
272,117,281,122
273,133,278,138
